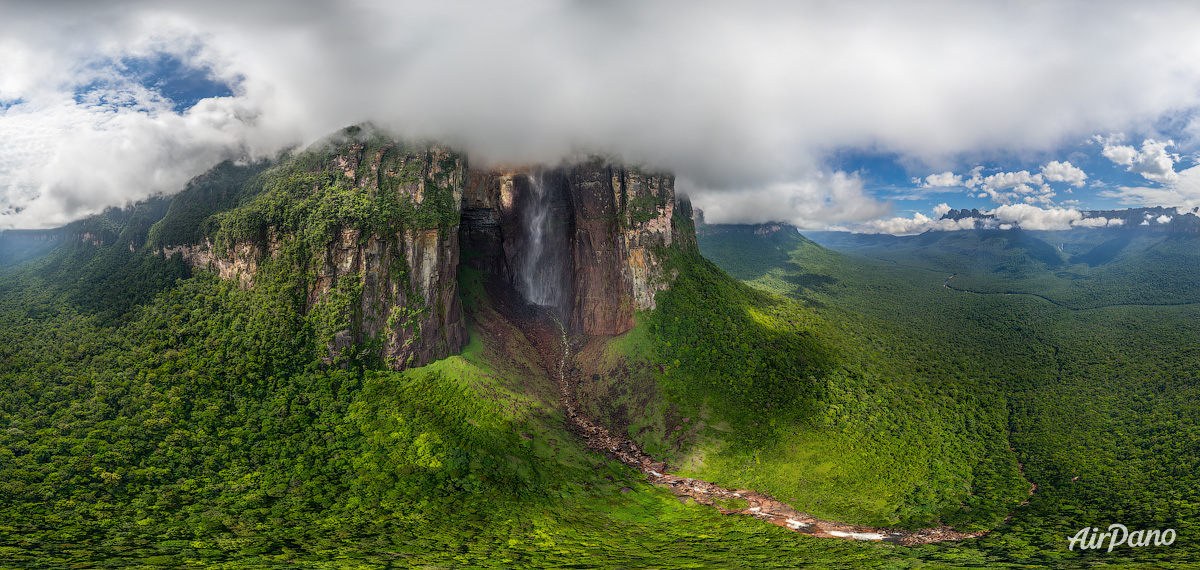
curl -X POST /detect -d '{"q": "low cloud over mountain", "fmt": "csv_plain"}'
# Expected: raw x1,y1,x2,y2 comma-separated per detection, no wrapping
7,1,1200,229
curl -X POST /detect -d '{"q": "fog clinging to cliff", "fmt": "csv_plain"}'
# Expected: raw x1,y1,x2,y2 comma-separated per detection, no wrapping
5,0,1200,228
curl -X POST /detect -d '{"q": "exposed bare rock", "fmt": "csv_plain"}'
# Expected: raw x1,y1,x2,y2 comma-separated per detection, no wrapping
162,137,467,371
464,159,692,336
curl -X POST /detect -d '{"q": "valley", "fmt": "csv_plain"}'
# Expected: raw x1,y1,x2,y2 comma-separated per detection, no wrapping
1,128,1198,568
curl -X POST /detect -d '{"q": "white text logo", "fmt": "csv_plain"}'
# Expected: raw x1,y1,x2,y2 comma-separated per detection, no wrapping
1068,524,1176,552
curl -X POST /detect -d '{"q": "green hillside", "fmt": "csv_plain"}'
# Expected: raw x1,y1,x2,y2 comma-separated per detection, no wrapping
807,227,1200,308
3,136,1199,569
698,223,1200,566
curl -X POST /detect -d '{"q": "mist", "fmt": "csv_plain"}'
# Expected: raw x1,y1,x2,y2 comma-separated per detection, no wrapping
5,0,1200,229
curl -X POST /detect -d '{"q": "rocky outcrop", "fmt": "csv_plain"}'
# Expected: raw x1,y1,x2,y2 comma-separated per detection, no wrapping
162,130,695,368
463,159,692,336
313,226,464,369
565,159,680,335
162,133,468,371
160,239,269,289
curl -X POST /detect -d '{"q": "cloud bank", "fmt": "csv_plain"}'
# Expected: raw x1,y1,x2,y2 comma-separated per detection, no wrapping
7,1,1200,228
850,203,1131,235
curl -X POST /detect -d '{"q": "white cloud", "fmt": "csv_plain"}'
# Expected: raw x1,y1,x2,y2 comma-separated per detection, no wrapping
932,202,953,217
0,96,267,228
922,171,963,187
7,2,1200,227
688,171,891,229
919,161,1084,207
855,204,1126,234
1099,137,1180,183
1040,160,1087,186
1101,144,1139,166
990,204,1083,230
849,212,980,235
1099,164,1200,210
1071,216,1123,228
1156,214,1173,224
983,170,1043,190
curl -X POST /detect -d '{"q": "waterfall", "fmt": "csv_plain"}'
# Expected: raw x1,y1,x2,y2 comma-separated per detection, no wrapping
516,172,567,309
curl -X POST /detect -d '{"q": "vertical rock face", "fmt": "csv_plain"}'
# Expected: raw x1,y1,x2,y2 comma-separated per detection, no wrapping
312,226,464,370
464,158,691,336
300,139,468,369
460,169,518,278
162,132,468,371
565,159,680,335
165,128,695,370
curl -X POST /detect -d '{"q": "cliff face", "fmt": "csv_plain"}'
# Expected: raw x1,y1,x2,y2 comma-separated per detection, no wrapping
158,129,695,369
565,160,680,334
460,169,518,278
161,131,467,370
461,159,693,336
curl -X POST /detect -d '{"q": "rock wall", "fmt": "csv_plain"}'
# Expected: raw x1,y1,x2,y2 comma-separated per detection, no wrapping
464,158,691,336
162,135,467,371
460,169,519,278
566,159,679,335
163,132,694,368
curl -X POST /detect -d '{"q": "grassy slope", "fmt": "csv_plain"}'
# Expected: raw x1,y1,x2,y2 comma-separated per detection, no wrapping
695,225,1200,566
576,249,1026,530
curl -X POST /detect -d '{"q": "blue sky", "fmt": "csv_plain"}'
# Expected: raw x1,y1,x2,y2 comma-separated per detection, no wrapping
73,53,235,114
6,1,1200,233
837,137,1199,213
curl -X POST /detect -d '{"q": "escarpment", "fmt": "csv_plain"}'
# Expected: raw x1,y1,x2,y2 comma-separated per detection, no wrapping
460,159,696,336
152,128,696,370
156,130,467,370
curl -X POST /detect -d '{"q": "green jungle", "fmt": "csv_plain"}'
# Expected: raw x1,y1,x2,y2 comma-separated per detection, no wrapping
2,133,1198,569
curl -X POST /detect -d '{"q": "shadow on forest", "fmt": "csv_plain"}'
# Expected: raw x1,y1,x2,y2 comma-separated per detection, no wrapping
783,263,839,294
1071,234,1132,267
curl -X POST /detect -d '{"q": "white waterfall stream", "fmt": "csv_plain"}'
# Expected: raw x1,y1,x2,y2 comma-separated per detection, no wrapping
515,173,568,310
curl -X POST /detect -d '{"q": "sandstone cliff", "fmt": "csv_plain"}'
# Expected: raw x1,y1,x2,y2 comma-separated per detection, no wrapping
155,128,696,369
160,131,467,370
461,158,694,336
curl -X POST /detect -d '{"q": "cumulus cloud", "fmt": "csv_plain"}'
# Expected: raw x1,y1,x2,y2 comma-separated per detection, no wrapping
1098,136,1180,182
844,203,1137,234
921,171,964,187
1040,160,1087,186
850,212,980,235
1072,216,1123,228
989,204,1083,230
983,170,1043,190
0,96,267,228
1098,164,1200,209
916,161,1085,207
689,171,891,229
7,1,1200,228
